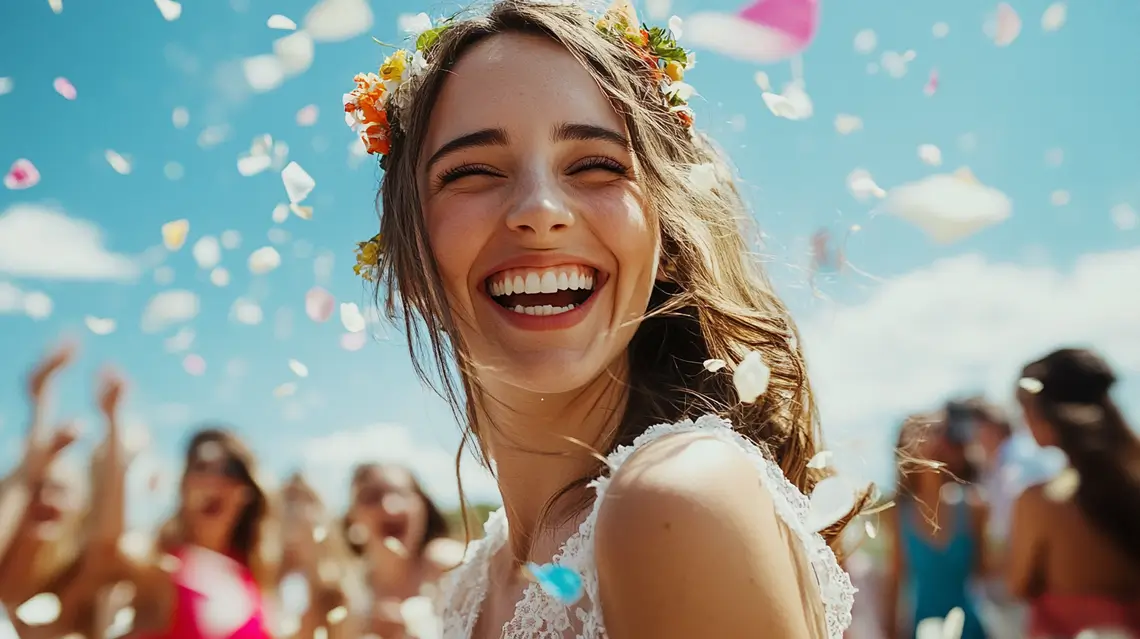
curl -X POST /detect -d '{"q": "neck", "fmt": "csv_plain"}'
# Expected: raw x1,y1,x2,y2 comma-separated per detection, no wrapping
189,524,233,556
480,360,629,563
912,471,945,505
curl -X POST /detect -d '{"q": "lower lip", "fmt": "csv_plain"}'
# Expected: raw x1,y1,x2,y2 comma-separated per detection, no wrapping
486,282,603,332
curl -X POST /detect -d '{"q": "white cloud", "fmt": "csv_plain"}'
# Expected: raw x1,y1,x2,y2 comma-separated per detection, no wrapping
0,203,139,281
0,281,53,320
804,248,1140,483
141,290,199,333
299,423,499,510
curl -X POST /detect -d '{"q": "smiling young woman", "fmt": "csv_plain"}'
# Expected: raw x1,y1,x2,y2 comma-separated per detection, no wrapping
346,1,862,637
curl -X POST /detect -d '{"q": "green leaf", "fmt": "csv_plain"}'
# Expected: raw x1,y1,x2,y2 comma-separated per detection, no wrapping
416,25,447,51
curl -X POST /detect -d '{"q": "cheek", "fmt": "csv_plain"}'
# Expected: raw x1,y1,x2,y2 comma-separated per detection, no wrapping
426,193,501,304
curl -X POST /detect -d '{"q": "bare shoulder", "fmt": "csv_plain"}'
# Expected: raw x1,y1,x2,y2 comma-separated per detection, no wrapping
594,430,814,638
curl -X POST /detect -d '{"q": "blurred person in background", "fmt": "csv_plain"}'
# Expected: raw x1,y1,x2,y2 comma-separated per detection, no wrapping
1008,348,1140,637
341,463,461,638
882,411,989,639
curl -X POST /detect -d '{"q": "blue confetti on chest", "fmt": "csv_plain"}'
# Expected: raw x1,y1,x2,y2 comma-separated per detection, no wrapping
527,562,585,605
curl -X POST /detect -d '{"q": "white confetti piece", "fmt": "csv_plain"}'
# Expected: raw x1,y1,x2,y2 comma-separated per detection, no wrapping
340,303,365,333
153,266,175,285
238,154,272,177
24,292,52,320
48,0,63,14
288,359,308,378
1018,377,1044,394
183,354,206,376
688,163,718,193
884,168,1012,243
172,107,190,128
991,3,1022,47
0,77,13,95
401,597,442,639
1041,2,1067,32
834,114,862,135
274,31,315,75
702,358,727,372
210,267,230,287
53,77,76,100
164,162,184,180
326,606,349,625
916,607,965,639
846,168,886,201
192,236,222,269
274,382,297,398
853,29,877,54
162,219,190,250
268,14,297,30
180,547,256,636
398,12,433,37
289,203,313,220
303,0,374,42
282,162,315,203
197,124,230,148
243,55,286,93
142,290,199,333
272,203,290,223
155,0,181,21
806,476,857,532
864,520,878,539
1045,148,1064,167
918,144,943,166
305,287,335,322
4,158,40,190
248,247,281,275
1111,203,1137,230
295,104,319,126
85,316,116,335
232,298,263,325
165,327,195,353
807,450,832,469
1050,190,1070,206
732,350,770,404
932,22,950,38
880,50,916,79
753,71,770,92
105,150,132,175
267,228,290,245
220,230,241,249
15,593,62,625
762,82,813,120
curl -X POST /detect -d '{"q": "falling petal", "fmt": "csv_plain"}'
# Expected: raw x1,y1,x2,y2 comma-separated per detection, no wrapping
834,114,862,135
48,0,63,13
688,163,719,193
526,563,584,605
23,292,52,320
192,236,221,269
210,267,230,287
161,219,190,251
4,158,41,190
172,107,190,128
273,31,315,75
183,354,207,376
806,476,857,532
753,71,771,91
290,203,313,220
272,203,290,223
400,597,442,639
197,125,230,148
220,230,241,249
238,154,272,177
668,15,684,39
853,29,877,54
918,144,943,166
932,22,950,38
884,169,1012,243
249,247,282,275
303,0,374,42
15,593,62,625
288,359,309,378
733,350,771,404
0,77,13,95
282,162,315,203
164,162,184,180
807,450,832,469
268,14,297,30
268,228,291,245
274,382,297,398
1018,377,1044,394
84,316,116,335
232,298,263,325
924,69,939,96
1045,148,1064,167
684,0,819,63
703,358,727,372
645,0,671,20
1044,467,1081,502
846,169,886,201
864,520,878,539
341,331,367,351
398,12,433,37
762,82,813,120
305,287,335,322
295,104,319,126
1110,203,1137,231
243,55,286,93
142,290,199,333
1050,190,1071,206
1041,2,1066,32
880,50,914,78
992,3,1022,47
53,77,77,100
165,327,195,353
155,0,181,21
326,606,349,625
154,266,175,285
340,303,365,333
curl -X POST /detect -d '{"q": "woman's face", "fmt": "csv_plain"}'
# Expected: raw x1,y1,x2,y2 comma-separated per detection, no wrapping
419,33,660,394
181,440,250,536
28,462,83,538
350,467,429,555
1019,396,1056,447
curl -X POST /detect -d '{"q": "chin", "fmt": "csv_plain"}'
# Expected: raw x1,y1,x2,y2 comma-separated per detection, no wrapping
476,345,626,396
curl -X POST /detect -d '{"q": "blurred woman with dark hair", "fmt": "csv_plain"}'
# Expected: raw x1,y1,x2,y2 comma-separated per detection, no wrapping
882,411,989,639
1009,347,1140,637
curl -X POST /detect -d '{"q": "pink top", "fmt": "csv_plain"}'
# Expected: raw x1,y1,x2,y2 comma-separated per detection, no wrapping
141,546,270,639
1030,594,1140,638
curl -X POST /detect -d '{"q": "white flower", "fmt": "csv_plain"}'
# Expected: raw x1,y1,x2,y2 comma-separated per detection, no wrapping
668,15,683,39
398,12,433,40
732,350,771,404
663,81,696,102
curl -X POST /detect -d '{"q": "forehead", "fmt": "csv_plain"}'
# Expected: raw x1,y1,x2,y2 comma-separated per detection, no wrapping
357,466,413,489
424,32,625,153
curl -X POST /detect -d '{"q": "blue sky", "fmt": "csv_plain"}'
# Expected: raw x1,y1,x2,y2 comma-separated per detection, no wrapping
1,0,1138,520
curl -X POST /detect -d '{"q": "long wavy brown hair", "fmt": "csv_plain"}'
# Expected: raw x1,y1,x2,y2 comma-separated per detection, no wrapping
367,0,864,550
1017,348,1140,563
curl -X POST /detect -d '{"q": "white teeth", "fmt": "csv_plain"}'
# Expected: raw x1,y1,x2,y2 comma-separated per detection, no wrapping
513,275,525,294
509,304,576,316
540,271,558,293
558,272,570,290
569,271,580,290
488,266,596,298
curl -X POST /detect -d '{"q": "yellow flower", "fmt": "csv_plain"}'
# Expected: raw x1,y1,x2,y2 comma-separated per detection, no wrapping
354,236,381,281
380,50,409,82
664,61,684,82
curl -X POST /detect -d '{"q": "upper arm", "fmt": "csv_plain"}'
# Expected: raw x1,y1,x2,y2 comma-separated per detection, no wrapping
1006,486,1046,599
882,504,904,583
969,498,990,576
594,433,814,639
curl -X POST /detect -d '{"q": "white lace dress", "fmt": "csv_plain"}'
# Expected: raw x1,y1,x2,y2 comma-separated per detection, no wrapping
437,414,856,639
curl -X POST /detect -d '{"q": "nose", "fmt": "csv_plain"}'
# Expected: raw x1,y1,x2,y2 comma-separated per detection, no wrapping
505,171,574,242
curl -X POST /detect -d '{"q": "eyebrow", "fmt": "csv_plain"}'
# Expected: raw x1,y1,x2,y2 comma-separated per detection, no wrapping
425,128,509,172
425,122,630,172
552,122,630,148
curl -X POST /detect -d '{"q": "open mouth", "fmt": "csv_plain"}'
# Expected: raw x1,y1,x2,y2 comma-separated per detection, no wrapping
485,265,599,316
201,496,224,517
381,519,408,540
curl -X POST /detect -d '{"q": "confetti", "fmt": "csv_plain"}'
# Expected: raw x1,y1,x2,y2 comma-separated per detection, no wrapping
1111,203,1137,231
762,82,813,120
846,168,886,201
526,562,584,605
932,22,950,38
864,520,877,539
220,230,242,249
243,55,286,93
295,104,319,126
685,0,819,63
274,382,297,398
688,163,719,193
1045,148,1064,167
84,316,116,335
48,0,63,13
24,292,52,320
1050,190,1070,206
303,0,374,43
273,31,315,75
142,290,199,333
15,593,62,626
191,236,221,269
210,267,230,287
918,144,943,166
4,158,41,190
154,266,175,285
238,154,272,177
806,476,857,532
1018,377,1044,394
248,247,282,275
155,0,181,20
752,71,771,92
400,597,442,638
53,77,77,100
880,50,916,78
916,607,965,639
340,303,365,333
268,14,297,30
183,354,207,376
0,77,13,95
268,228,291,244
172,107,190,128
165,327,195,353
853,29,876,54
289,203,313,220
179,547,257,636
703,358,727,372
834,114,862,135
733,350,771,404
272,203,290,223
162,219,190,250
164,162,184,180
1041,2,1067,32
399,12,433,37
282,162,315,203
807,450,832,469
883,168,1012,244
341,331,367,351
645,0,671,20
924,69,939,96
305,287,335,322
197,125,230,148
232,299,263,325
288,359,309,378
991,3,1021,47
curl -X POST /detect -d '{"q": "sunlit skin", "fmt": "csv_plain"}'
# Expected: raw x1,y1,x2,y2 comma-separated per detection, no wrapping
349,466,430,560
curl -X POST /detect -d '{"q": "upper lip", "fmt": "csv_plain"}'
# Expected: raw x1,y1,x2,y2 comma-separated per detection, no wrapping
481,253,605,282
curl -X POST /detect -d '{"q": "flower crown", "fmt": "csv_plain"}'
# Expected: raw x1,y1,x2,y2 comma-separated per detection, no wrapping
346,1,697,282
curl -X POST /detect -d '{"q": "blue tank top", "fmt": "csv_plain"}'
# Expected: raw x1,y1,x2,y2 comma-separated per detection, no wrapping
899,495,987,639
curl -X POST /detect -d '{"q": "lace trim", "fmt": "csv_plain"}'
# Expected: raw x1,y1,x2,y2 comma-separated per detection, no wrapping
437,414,856,639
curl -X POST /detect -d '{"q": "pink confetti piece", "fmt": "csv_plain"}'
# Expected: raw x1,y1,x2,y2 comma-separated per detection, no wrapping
183,354,207,376
341,331,367,351
924,69,939,96
53,77,76,100
686,0,818,63
4,158,40,190
992,3,1021,47
296,104,319,126
305,286,335,322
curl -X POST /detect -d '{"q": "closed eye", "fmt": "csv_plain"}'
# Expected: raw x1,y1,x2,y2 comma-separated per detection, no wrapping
435,163,504,188
568,156,631,177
